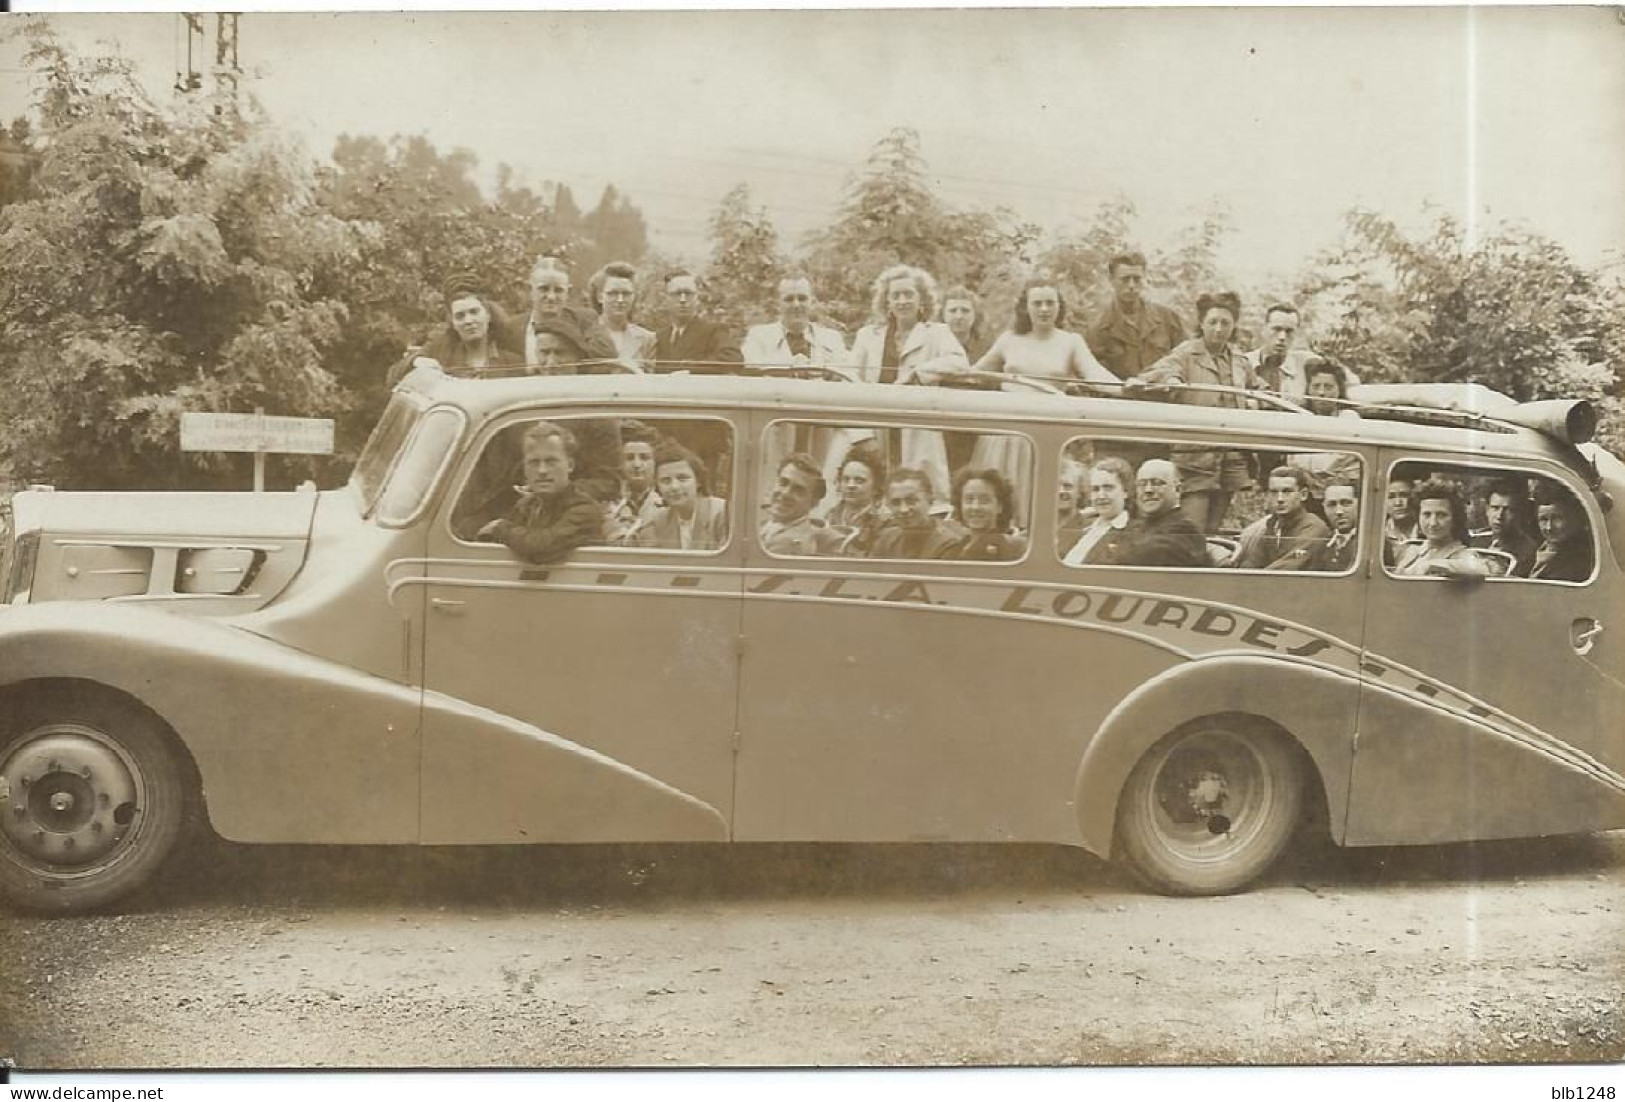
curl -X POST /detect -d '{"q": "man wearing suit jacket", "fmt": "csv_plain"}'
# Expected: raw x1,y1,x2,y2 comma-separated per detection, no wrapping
741,275,849,367
652,270,743,372
1317,479,1361,572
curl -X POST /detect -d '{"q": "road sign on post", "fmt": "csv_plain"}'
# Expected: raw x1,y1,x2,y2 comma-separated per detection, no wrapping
180,408,335,492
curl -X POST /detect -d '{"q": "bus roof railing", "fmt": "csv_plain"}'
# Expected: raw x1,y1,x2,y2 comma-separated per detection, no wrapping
422,360,1596,446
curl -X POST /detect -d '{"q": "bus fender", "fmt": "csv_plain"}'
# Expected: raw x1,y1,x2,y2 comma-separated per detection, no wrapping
1072,654,1360,858
0,603,727,845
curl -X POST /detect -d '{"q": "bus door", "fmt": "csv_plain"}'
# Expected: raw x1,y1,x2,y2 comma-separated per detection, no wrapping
413,411,745,843
1347,454,1625,845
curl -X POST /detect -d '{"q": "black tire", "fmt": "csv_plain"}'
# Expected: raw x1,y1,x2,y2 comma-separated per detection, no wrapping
1114,717,1305,896
0,695,187,915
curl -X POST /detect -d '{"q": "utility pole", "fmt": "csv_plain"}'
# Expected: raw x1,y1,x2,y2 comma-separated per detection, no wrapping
214,13,241,114
174,13,204,93
174,13,242,117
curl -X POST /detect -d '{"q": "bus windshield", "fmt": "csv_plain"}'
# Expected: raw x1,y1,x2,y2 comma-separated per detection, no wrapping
351,392,424,516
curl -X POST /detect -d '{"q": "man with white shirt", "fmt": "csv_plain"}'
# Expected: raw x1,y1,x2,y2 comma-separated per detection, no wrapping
742,274,848,367
1244,303,1308,399
1245,302,1359,401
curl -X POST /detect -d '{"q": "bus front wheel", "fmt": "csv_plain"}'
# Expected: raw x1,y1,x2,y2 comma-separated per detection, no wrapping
1114,717,1305,895
0,696,188,915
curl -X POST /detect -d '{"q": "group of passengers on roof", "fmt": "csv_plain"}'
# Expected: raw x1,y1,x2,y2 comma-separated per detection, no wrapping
395,252,1593,581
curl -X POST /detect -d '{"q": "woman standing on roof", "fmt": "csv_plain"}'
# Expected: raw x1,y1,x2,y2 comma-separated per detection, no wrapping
973,278,1116,389
1125,291,1257,533
846,265,968,502
941,286,993,365
386,274,527,387
848,265,970,386
588,261,656,371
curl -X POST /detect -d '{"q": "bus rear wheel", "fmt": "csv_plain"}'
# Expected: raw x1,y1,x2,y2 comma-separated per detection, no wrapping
0,697,187,915
1115,718,1305,895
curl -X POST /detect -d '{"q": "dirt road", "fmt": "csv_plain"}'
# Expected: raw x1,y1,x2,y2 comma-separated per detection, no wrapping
2,834,1621,1067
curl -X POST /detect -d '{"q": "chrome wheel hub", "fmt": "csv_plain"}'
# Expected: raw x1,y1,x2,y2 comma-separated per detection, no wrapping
0,728,140,866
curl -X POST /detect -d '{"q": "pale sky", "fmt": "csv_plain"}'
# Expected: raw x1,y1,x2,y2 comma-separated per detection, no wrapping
3,7,1622,289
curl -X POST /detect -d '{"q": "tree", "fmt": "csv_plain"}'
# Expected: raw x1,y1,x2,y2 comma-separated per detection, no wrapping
703,183,785,330
802,128,1037,330
0,22,362,490
1296,209,1624,448
0,116,39,210
575,183,649,276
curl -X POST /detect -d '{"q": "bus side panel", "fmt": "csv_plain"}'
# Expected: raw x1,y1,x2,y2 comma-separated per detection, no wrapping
1073,656,1361,859
417,694,729,844
733,590,1174,845
1344,694,1625,846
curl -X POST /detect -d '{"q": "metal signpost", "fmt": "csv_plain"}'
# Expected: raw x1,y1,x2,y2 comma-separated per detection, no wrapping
179,408,335,491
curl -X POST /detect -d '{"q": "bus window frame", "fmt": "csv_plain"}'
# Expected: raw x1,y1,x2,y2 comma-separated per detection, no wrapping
758,415,1038,567
1054,434,1368,579
441,407,742,557
1380,454,1601,587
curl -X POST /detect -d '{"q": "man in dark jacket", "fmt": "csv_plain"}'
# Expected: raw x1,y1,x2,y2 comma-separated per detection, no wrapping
478,422,604,564
1317,479,1361,572
652,269,742,371
523,257,617,369
1468,477,1538,577
869,469,962,560
1120,458,1207,568
1233,466,1331,570
1085,252,1188,381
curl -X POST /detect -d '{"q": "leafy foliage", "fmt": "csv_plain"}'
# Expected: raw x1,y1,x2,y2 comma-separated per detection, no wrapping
0,23,363,489
1297,210,1625,449
2,28,1620,498
702,183,786,332
802,128,1040,331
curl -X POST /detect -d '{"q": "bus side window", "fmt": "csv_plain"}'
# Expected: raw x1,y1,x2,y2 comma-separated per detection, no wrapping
452,415,734,554
1058,436,1362,573
758,420,1032,561
1386,464,1594,584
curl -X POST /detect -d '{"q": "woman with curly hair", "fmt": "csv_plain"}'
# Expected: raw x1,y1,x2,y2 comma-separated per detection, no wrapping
819,442,891,557
848,264,970,386
939,467,1027,562
1127,290,1256,533
973,277,1115,386
386,273,526,386
588,260,656,371
1392,479,1492,577
845,264,969,501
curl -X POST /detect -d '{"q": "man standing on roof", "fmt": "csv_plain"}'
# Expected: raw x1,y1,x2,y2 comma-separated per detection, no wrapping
1245,302,1311,401
1085,251,1188,381
742,274,849,367
1244,302,1361,402
524,257,618,371
652,269,743,372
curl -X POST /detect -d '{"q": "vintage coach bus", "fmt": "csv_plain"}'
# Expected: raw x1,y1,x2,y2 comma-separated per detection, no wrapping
1,368,1621,912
